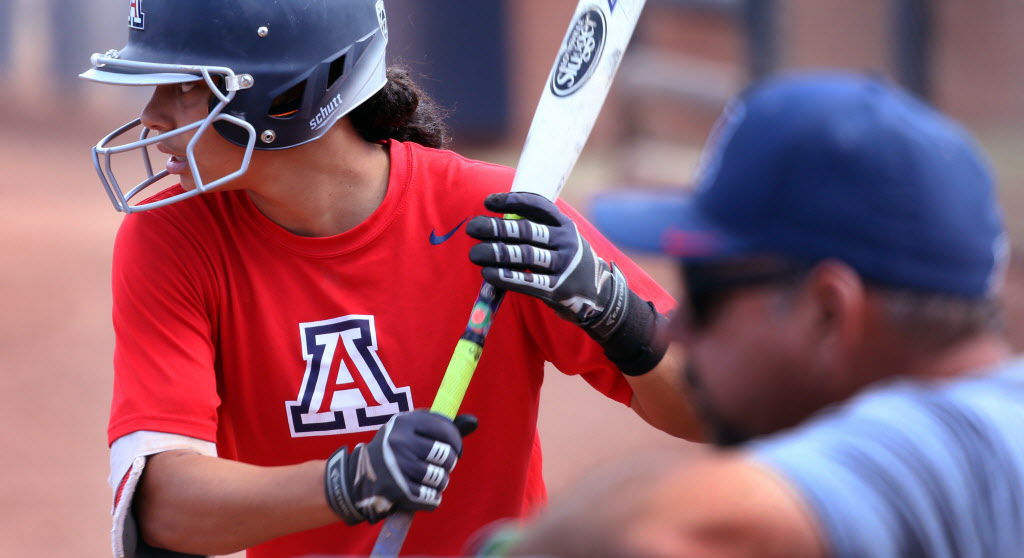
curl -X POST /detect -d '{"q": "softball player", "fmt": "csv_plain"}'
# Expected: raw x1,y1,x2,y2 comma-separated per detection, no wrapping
479,73,1024,557
81,1,690,556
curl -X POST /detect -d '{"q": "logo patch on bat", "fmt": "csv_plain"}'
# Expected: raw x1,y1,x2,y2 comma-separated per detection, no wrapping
550,7,607,97
128,0,145,30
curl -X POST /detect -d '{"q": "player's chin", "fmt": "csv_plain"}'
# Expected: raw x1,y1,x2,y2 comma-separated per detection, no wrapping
177,174,197,191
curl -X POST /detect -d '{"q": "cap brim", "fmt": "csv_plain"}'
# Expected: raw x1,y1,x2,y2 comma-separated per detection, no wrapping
79,67,203,86
590,189,744,260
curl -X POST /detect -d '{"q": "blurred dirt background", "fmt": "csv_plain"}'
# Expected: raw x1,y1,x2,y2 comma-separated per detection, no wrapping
3,1,1024,557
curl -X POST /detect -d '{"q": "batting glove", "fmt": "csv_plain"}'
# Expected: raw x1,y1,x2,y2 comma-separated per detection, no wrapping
468,192,667,376
324,410,477,525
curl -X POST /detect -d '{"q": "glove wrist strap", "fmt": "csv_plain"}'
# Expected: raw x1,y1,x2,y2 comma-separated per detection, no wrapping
324,447,365,526
594,291,669,377
581,264,630,342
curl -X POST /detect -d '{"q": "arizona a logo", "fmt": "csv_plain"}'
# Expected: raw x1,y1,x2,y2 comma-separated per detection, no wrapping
286,315,413,437
129,0,145,30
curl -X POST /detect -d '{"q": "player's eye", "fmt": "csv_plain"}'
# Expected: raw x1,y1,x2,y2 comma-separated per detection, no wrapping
179,81,198,94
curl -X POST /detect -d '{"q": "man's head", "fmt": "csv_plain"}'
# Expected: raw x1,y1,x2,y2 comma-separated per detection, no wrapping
593,73,1008,445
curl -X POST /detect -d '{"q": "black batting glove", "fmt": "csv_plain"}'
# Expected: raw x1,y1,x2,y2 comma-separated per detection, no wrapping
324,411,477,525
468,192,667,376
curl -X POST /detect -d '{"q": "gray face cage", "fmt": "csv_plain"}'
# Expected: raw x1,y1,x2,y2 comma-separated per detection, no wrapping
88,54,257,213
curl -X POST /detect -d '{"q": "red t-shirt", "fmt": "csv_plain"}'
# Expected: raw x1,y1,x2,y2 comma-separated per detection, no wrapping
110,140,674,557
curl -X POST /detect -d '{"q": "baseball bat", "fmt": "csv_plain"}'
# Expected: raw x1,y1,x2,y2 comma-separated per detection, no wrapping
370,1,647,555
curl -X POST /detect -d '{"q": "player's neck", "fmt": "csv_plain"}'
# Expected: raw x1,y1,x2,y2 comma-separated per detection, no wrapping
244,122,391,238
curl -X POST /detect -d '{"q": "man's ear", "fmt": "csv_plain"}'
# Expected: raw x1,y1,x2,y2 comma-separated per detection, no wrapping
799,260,868,387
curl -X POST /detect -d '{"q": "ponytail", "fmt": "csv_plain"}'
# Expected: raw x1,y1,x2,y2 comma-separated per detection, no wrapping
350,66,452,149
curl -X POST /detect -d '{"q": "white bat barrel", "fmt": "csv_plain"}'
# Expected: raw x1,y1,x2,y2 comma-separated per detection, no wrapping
512,0,647,201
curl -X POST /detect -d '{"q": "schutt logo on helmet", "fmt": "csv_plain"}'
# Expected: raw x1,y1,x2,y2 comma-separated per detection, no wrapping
550,8,607,97
310,93,345,131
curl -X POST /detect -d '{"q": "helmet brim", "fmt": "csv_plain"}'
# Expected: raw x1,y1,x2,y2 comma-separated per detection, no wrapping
79,67,204,87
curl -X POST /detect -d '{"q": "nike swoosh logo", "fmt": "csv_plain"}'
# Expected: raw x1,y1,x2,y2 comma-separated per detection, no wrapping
429,218,469,245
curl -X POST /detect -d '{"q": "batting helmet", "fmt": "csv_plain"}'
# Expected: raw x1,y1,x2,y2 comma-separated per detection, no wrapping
81,0,389,213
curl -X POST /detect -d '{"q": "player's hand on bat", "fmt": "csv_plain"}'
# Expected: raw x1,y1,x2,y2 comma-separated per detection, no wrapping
324,411,477,525
468,192,630,342
469,192,668,376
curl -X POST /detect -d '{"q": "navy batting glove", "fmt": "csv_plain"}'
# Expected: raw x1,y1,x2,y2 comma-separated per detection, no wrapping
468,192,666,376
468,192,628,339
324,410,476,525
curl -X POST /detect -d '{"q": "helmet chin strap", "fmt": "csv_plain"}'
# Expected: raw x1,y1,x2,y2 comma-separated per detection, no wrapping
88,60,257,213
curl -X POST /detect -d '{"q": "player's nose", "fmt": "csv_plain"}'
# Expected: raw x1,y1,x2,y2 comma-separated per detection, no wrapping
140,84,177,133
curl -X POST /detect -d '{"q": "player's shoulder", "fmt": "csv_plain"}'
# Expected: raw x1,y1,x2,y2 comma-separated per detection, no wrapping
399,140,515,197
115,186,237,256
121,186,232,228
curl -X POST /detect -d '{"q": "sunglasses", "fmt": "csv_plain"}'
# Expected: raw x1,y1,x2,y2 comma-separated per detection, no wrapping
681,257,810,329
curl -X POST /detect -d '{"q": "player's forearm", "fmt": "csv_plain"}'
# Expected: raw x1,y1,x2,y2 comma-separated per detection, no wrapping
628,343,706,441
136,450,336,555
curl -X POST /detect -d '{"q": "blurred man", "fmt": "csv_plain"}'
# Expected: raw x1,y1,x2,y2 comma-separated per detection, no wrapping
470,73,1024,557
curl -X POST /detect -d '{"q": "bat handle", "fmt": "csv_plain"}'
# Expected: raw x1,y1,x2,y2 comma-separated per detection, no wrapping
431,284,506,418
370,511,414,558
371,277,508,556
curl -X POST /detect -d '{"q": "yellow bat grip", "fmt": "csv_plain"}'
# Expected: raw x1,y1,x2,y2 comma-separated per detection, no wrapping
427,213,521,419
430,339,483,419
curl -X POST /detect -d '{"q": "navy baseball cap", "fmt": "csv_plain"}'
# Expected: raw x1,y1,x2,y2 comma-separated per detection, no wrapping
592,72,1007,298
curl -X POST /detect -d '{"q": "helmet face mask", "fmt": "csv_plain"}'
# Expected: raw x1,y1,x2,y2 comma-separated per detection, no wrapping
82,0,389,213
90,58,258,212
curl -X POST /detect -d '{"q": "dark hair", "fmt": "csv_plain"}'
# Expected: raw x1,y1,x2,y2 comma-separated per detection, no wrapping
349,66,452,149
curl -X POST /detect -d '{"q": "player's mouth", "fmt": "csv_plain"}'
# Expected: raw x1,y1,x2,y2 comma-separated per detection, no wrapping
156,144,191,176
165,155,190,176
